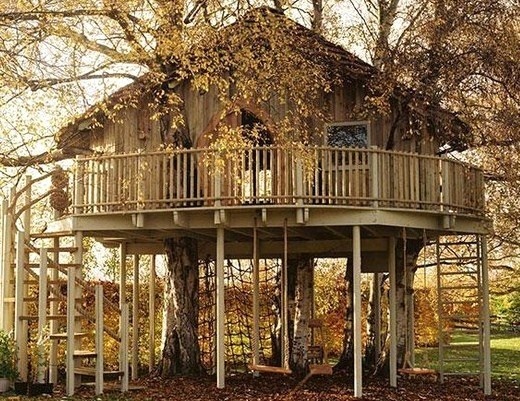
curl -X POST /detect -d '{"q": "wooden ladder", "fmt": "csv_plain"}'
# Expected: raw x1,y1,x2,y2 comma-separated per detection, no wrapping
436,235,484,383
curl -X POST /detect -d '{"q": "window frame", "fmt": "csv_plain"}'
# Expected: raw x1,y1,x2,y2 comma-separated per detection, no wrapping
324,120,371,148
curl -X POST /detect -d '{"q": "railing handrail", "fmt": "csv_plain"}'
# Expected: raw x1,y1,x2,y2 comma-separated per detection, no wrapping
77,146,484,173
73,146,486,217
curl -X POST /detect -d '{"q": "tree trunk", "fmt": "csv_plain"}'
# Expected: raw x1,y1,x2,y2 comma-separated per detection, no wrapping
291,257,314,374
157,237,201,377
365,273,382,368
335,259,353,370
396,239,421,368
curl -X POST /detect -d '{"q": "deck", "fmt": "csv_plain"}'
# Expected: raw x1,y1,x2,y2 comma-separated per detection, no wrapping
51,146,490,248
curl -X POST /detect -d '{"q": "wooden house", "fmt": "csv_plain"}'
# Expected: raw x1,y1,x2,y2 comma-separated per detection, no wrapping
0,7,490,398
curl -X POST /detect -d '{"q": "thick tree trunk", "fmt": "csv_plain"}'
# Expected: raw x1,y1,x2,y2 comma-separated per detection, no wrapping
157,237,201,377
395,239,421,368
365,273,381,368
291,257,314,374
335,259,353,370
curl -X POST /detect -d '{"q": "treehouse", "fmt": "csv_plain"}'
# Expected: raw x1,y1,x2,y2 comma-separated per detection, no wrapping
0,7,491,398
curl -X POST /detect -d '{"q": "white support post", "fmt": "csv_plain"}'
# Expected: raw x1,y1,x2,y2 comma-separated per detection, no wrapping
373,273,381,361
352,226,362,398
66,263,76,396
119,243,127,372
15,231,28,381
132,254,139,380
121,303,129,392
49,237,59,384
74,232,83,389
481,236,492,395
252,221,260,376
95,284,104,395
388,237,397,388
37,248,48,383
0,198,7,330
281,219,289,370
216,227,225,389
149,256,156,373
3,189,16,332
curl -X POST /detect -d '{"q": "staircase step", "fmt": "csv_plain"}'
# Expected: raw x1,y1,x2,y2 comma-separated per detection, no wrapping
50,332,89,340
74,367,124,379
73,350,97,358
31,231,74,238
19,314,68,321
44,247,78,253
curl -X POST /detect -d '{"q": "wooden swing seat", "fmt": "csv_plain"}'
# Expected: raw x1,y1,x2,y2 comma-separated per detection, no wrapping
248,364,292,374
309,364,333,375
398,367,438,379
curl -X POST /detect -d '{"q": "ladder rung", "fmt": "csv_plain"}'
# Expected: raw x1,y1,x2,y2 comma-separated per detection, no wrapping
441,299,478,304
443,358,480,362
439,241,479,246
442,372,480,376
439,285,479,291
439,257,478,262
438,271,475,276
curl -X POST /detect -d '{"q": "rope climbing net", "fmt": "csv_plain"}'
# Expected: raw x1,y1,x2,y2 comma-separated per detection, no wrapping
198,257,283,373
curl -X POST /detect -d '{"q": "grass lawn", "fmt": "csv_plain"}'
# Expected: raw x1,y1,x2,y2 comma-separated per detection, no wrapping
415,332,520,381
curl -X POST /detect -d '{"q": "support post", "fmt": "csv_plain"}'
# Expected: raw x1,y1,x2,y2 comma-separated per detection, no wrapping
388,237,397,388
0,198,7,330
119,243,127,372
49,236,60,384
373,273,381,360
15,231,27,381
132,254,139,380
2,189,16,332
66,263,76,395
352,226,362,398
121,303,129,392
37,248,48,383
252,220,260,376
95,284,104,395
481,236,491,395
149,256,156,373
73,232,83,389
281,219,289,370
216,227,225,389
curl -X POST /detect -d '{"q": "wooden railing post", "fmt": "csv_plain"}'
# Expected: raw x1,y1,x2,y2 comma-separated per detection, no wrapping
440,157,451,212
370,147,379,208
74,157,85,215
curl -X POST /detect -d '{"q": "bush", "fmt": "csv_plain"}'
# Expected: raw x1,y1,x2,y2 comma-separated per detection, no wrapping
0,330,18,381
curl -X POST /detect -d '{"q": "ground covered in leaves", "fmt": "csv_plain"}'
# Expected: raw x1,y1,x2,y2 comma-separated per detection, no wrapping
47,372,520,401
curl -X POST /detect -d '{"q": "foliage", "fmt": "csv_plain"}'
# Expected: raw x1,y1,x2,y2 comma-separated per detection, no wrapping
0,330,18,381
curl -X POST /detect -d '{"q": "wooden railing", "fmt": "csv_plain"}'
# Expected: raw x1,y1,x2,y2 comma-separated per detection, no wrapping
72,147,485,216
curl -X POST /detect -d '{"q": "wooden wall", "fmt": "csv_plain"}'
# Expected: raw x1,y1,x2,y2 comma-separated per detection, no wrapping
86,77,439,156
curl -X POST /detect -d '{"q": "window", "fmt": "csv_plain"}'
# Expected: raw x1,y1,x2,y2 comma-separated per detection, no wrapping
326,121,370,148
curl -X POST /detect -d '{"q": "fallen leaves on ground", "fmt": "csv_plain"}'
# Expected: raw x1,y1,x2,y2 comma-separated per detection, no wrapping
50,372,520,400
